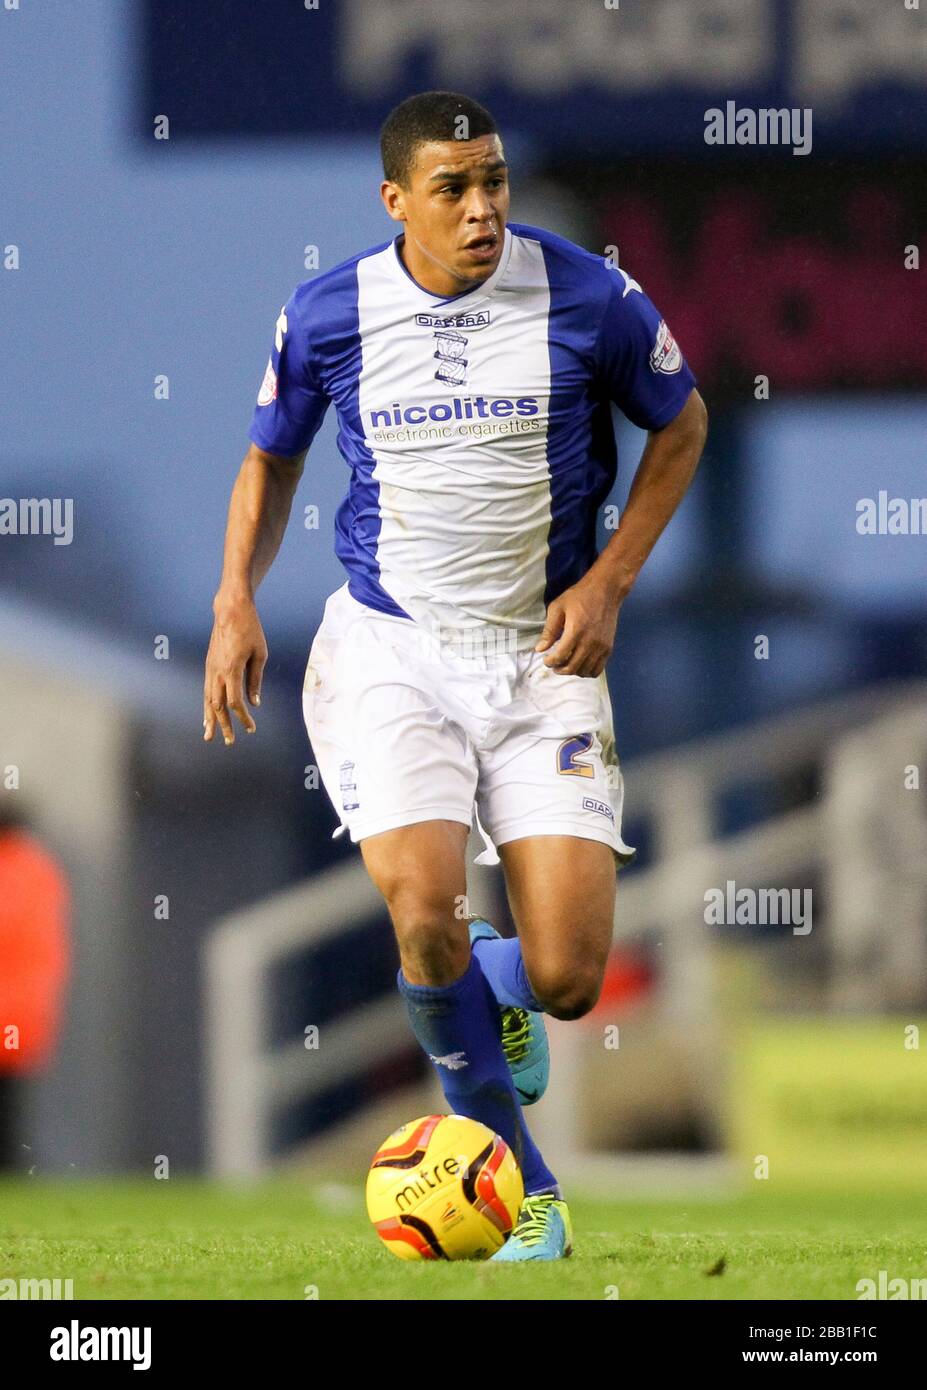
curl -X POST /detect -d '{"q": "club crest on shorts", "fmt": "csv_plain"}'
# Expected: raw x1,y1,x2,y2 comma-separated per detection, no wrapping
649,319,682,375
339,759,359,811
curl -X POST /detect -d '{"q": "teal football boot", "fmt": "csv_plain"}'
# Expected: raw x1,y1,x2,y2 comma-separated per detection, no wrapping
490,1192,573,1262
467,917,549,1106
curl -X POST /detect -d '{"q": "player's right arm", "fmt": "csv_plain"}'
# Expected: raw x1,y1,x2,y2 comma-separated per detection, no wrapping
203,443,306,746
203,288,331,745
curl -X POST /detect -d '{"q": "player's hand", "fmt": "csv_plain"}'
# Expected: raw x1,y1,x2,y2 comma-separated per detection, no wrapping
535,573,621,678
203,595,268,745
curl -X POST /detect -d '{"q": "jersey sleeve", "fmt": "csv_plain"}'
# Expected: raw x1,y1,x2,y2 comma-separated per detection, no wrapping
593,267,696,432
248,290,330,456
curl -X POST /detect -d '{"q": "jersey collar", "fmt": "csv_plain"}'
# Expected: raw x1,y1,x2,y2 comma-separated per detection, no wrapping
389,226,513,310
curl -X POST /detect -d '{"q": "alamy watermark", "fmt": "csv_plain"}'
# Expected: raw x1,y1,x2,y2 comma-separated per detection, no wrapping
0,1275,74,1299
856,491,927,535
856,1270,927,1300
0,497,73,545
704,101,812,156
50,1321,151,1369
704,880,812,935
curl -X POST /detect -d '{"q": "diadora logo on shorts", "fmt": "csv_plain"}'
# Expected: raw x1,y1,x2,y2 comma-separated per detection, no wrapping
415,311,491,329
583,796,615,822
649,319,682,375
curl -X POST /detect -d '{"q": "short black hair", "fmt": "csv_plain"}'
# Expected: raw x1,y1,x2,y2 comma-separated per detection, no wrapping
380,91,498,188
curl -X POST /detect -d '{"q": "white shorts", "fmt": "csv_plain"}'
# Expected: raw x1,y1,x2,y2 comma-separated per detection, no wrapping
301,584,636,866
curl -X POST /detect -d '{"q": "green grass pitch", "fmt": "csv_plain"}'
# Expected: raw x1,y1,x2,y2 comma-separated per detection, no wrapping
3,1178,926,1300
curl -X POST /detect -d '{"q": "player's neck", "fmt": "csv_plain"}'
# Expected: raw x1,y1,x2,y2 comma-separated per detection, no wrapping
397,232,479,300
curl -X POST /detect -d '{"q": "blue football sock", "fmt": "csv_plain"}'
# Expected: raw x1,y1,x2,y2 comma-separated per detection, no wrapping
470,934,543,1012
397,955,557,1195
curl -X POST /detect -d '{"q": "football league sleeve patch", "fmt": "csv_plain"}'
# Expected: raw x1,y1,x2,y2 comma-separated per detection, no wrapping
248,290,331,457
594,267,696,433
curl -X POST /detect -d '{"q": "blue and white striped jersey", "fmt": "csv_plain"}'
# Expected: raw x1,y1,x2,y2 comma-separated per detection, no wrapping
249,221,695,645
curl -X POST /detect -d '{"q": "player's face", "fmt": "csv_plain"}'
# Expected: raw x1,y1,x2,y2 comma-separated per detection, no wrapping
383,134,510,291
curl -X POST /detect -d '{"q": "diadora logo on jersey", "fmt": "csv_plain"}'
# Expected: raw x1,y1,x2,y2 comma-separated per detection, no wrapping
274,305,288,351
368,396,540,427
257,357,277,406
411,312,492,384
415,311,491,329
583,796,615,822
650,319,682,375
612,265,643,299
258,304,288,405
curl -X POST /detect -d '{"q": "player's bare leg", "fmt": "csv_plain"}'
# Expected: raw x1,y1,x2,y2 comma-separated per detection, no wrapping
360,819,470,985
497,834,618,1020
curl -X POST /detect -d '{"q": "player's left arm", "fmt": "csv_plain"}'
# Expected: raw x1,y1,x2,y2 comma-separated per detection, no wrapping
536,272,707,677
536,390,707,676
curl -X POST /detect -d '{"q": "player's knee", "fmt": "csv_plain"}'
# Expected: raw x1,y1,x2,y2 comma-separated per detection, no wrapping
385,883,468,982
544,988,599,1022
531,967,601,1021
382,877,455,931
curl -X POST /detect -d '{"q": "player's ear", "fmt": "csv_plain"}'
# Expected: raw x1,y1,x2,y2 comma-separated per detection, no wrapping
380,181,406,223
